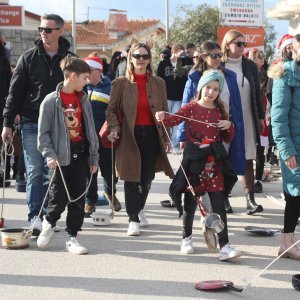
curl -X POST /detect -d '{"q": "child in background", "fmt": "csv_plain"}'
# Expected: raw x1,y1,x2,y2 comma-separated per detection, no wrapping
83,55,121,217
37,55,99,254
155,70,242,261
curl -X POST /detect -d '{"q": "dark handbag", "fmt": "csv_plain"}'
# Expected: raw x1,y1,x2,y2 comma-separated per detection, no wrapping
99,111,122,148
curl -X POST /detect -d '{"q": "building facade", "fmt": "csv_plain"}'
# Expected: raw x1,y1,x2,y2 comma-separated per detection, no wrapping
268,0,300,35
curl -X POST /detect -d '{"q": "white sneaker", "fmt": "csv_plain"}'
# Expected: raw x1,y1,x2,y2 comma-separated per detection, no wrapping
181,235,194,254
66,237,88,255
138,210,149,227
37,218,54,248
30,216,42,236
127,221,140,236
53,225,61,232
219,243,242,261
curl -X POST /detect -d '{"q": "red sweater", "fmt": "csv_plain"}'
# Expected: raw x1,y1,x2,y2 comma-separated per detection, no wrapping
134,73,155,126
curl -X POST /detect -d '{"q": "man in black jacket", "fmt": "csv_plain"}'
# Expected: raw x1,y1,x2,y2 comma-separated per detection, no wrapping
1,14,73,235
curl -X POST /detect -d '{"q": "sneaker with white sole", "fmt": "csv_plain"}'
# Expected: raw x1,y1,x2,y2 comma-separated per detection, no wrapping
37,218,54,248
30,216,42,237
219,243,242,261
181,235,194,254
66,237,88,255
138,210,149,227
53,225,61,232
127,221,140,236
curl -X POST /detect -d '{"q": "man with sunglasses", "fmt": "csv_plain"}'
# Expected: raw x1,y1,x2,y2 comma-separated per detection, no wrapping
2,14,73,235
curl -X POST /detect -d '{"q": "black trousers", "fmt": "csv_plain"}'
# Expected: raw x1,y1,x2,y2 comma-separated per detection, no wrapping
182,192,229,247
86,136,118,204
124,126,160,222
284,192,300,233
256,145,265,181
46,154,87,237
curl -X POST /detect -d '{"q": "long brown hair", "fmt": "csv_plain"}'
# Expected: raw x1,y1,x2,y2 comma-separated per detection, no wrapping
126,41,153,78
221,29,244,62
193,41,221,72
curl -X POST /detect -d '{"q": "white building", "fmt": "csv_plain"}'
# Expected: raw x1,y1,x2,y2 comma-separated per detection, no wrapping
268,0,300,35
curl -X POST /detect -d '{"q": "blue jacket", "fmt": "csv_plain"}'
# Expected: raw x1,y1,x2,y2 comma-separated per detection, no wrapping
86,75,111,132
177,69,245,175
271,60,300,196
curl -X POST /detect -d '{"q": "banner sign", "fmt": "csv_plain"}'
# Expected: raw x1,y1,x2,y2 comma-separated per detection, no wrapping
220,0,264,27
217,26,265,52
0,6,24,28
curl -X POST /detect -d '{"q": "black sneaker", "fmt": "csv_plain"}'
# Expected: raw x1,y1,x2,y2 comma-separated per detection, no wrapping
254,181,263,193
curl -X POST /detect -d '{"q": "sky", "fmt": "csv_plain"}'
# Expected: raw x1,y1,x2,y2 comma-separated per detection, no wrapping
10,0,290,45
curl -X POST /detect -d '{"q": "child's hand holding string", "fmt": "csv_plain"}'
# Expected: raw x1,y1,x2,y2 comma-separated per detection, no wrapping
217,120,231,130
47,158,57,170
155,111,165,122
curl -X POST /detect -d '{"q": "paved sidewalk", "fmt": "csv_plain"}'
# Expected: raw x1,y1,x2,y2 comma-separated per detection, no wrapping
0,155,299,299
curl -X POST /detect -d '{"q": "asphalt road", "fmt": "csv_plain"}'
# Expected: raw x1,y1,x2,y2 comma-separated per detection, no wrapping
0,155,299,299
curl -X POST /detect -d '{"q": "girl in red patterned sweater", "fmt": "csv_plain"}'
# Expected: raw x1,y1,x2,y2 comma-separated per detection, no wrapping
156,69,242,261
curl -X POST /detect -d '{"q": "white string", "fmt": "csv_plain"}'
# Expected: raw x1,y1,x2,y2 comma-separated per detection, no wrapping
1,142,14,220
164,111,218,128
56,162,93,202
25,160,93,238
242,238,300,293
161,121,209,214
109,141,115,219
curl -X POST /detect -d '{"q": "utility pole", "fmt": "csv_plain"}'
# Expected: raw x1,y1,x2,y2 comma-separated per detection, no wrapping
72,0,77,54
165,0,169,44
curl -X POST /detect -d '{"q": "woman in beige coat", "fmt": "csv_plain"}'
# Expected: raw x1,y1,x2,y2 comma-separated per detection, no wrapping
106,40,174,236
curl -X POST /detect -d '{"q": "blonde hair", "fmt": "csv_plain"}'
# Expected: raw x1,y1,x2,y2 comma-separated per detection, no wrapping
126,41,153,78
221,29,244,62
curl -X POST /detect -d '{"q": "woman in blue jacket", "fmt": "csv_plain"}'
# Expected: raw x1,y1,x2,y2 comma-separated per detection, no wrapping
269,43,300,261
177,41,245,213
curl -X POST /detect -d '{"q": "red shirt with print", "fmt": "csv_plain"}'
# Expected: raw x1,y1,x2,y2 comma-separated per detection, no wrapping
60,90,85,142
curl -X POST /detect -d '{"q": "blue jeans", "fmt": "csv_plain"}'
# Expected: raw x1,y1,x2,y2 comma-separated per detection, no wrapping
21,123,49,221
167,100,182,150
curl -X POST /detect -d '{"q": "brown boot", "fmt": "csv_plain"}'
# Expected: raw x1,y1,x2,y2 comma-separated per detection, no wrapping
104,192,122,212
278,232,300,260
84,203,95,218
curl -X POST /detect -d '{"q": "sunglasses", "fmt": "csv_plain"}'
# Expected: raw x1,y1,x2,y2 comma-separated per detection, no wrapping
231,41,247,48
38,27,61,34
132,54,150,60
209,53,223,59
193,56,200,59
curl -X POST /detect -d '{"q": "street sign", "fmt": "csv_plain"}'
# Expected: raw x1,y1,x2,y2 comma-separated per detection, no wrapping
220,0,264,27
217,26,265,52
0,5,24,28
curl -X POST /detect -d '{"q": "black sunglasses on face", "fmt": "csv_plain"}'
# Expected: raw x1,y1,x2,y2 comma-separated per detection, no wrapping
38,27,61,34
209,53,223,59
231,41,247,48
132,54,150,60
193,56,199,59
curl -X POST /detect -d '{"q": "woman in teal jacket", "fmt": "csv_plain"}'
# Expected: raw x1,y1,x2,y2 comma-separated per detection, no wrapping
270,44,300,261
